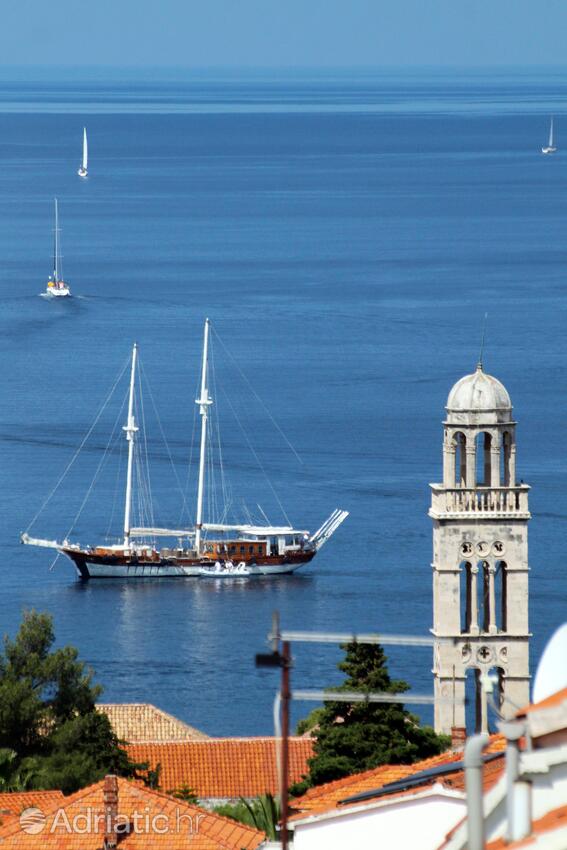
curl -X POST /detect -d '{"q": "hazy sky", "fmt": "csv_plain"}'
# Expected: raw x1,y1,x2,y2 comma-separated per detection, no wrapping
1,0,566,68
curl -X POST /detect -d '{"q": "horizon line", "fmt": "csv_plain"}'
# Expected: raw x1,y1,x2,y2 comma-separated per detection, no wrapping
1,63,567,71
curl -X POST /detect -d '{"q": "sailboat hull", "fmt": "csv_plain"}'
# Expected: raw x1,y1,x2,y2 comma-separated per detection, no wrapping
542,147,557,154
45,286,71,297
78,168,88,177
64,548,315,579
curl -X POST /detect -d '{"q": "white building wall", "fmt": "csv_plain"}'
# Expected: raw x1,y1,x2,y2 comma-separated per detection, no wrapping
485,756,567,842
293,794,465,850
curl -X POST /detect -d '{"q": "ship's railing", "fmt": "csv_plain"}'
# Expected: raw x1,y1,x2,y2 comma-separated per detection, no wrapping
430,485,530,516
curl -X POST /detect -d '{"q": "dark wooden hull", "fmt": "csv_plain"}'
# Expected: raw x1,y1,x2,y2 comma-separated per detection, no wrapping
63,548,315,579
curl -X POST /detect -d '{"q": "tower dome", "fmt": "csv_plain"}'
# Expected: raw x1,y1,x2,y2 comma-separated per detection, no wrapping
446,364,512,415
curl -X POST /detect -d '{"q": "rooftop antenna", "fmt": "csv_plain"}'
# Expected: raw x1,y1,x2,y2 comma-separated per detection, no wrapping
478,312,488,371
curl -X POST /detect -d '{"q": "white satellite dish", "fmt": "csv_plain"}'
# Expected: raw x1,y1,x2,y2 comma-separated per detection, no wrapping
533,622,567,704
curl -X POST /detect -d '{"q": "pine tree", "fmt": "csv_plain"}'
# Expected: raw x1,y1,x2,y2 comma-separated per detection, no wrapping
0,610,139,793
296,642,450,788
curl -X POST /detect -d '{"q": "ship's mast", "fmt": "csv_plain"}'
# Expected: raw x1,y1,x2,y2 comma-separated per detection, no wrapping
123,344,139,548
53,198,59,281
195,319,212,555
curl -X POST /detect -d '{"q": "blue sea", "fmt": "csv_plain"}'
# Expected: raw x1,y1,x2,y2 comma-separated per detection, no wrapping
1,67,567,736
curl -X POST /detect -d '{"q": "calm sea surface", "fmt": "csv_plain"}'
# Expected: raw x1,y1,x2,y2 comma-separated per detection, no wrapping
1,68,567,735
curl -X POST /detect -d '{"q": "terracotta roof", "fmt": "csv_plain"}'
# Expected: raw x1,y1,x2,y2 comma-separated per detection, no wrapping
0,792,64,827
0,777,264,849
291,735,505,821
127,737,313,799
98,703,209,742
486,803,567,849
438,752,504,793
519,686,567,716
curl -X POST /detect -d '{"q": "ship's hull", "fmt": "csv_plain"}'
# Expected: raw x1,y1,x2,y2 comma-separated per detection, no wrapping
46,286,71,297
63,549,315,579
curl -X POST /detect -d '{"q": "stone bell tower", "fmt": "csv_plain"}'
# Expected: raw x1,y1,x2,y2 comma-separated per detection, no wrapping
430,363,530,735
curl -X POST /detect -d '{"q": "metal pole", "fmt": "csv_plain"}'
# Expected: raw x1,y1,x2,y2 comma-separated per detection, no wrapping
465,733,489,850
279,630,440,646
280,641,290,850
195,319,211,555
54,198,59,280
123,344,138,547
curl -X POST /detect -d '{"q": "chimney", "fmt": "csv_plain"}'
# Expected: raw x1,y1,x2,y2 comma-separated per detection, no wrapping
451,726,467,750
103,775,118,850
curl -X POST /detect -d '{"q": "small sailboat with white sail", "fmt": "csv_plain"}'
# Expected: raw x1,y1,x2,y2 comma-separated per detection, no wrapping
542,117,557,155
78,127,88,177
22,319,348,579
45,199,71,298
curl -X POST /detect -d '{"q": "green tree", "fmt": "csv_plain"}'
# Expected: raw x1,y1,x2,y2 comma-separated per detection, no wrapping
214,793,280,841
141,762,161,790
167,783,199,804
0,748,36,791
0,611,139,794
295,642,450,789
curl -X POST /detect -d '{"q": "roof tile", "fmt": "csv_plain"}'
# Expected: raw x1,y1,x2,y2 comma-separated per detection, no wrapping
128,737,313,799
98,703,209,742
0,778,264,849
291,735,505,820
0,791,65,828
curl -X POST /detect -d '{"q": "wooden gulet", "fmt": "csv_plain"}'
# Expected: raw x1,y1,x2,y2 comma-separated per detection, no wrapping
22,320,348,579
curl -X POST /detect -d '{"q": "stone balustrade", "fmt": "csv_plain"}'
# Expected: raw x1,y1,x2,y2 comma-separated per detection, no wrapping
430,484,530,517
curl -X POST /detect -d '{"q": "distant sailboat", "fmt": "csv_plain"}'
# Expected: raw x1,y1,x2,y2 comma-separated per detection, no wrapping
78,127,88,177
542,117,557,155
45,199,71,298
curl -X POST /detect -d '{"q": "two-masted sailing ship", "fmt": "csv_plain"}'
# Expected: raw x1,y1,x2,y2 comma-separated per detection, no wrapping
22,320,348,579
45,199,71,297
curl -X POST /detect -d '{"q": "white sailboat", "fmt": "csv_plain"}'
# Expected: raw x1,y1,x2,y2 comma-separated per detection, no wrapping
78,127,88,177
22,319,348,579
45,199,71,298
542,117,557,155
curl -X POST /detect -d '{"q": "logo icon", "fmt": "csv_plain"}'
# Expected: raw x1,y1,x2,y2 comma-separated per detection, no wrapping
19,807,46,834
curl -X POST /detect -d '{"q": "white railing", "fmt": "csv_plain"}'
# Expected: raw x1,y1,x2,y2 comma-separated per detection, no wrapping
430,485,529,516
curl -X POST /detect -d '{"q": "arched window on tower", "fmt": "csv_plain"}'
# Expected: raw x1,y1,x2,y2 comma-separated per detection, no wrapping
496,561,507,632
464,667,483,735
486,667,505,729
481,560,490,632
501,431,512,487
461,561,473,633
464,666,503,735
476,432,492,486
453,432,467,487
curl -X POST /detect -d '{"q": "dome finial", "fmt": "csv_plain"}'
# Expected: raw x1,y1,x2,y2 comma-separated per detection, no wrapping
477,312,488,372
